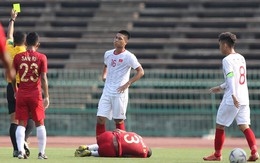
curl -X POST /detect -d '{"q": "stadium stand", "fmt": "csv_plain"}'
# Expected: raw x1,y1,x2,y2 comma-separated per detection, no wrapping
2,0,260,69
0,0,260,136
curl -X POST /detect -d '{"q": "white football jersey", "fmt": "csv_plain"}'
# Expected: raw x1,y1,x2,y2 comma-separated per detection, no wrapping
103,49,141,96
222,53,249,105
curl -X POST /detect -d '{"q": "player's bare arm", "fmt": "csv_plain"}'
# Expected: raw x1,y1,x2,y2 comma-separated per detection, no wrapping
41,73,49,109
11,68,17,98
117,66,144,93
7,9,18,40
102,65,107,82
232,95,239,108
2,52,14,80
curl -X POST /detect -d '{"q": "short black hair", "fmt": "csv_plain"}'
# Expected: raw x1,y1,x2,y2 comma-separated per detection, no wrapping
26,32,39,46
118,30,131,40
147,147,152,158
14,31,26,45
218,32,237,47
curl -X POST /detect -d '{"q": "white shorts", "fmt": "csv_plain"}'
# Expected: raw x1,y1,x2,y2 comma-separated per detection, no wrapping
97,93,128,120
216,101,250,127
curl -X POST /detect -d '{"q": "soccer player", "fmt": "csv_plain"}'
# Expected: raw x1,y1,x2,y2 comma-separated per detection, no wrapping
6,9,34,157
203,32,259,162
13,32,49,159
96,30,144,138
75,129,152,158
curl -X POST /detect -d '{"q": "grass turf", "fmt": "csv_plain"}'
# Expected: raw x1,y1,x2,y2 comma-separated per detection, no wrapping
0,147,250,163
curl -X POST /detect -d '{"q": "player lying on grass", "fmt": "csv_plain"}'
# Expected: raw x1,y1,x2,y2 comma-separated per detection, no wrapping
74,129,152,158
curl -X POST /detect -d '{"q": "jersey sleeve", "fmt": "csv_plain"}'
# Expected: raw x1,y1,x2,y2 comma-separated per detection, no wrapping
41,54,48,73
0,24,6,55
104,51,110,65
128,53,141,69
222,58,233,76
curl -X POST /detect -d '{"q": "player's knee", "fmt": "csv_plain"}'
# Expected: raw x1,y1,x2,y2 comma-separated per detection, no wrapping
19,120,27,127
238,124,249,132
10,113,17,122
35,119,44,127
216,124,225,130
114,119,124,124
97,116,106,124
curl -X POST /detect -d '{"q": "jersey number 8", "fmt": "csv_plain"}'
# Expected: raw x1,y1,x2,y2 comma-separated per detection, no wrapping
239,66,245,85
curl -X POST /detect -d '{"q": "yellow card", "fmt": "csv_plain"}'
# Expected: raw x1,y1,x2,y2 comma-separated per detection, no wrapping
13,3,21,12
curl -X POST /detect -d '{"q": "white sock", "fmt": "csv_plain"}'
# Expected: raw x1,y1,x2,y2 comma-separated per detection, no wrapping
16,126,26,153
91,150,99,157
37,125,47,154
88,144,99,151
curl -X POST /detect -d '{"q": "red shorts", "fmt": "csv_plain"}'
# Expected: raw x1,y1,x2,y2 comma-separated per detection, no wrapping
97,131,117,157
15,93,45,122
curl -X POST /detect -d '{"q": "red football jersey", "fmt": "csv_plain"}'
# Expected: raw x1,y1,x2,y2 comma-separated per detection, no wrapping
13,50,47,97
115,131,149,158
0,23,6,55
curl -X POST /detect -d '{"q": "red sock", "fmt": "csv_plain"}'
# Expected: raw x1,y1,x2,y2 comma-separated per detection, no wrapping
96,123,105,138
214,128,225,157
244,128,257,155
116,122,125,131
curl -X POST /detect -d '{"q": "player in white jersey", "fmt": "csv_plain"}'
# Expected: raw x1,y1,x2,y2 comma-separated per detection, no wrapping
96,30,144,138
203,32,258,162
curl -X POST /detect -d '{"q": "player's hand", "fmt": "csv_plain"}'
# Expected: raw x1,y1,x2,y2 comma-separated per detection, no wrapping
10,9,18,20
232,95,240,108
117,82,131,93
114,128,126,133
43,97,49,109
209,86,222,93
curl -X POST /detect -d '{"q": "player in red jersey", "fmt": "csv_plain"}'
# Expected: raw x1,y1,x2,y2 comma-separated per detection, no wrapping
12,32,49,159
75,129,152,158
6,9,35,157
0,22,14,80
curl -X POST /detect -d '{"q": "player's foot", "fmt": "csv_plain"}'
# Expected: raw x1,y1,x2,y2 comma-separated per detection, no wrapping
77,145,88,151
17,151,28,159
203,153,222,161
24,141,30,157
38,152,48,159
13,150,18,157
74,149,91,157
248,152,259,162
74,150,81,157
81,150,91,157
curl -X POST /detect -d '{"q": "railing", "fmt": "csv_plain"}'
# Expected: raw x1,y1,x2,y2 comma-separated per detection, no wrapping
0,68,259,137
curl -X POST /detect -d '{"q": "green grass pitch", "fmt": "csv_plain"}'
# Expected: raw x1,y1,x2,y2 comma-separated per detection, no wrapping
0,147,249,163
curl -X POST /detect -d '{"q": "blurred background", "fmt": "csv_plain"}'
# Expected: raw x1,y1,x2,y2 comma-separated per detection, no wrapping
0,0,260,137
